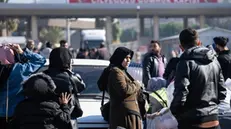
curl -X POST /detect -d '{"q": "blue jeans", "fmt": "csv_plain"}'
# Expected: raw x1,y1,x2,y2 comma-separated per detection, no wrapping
142,119,146,129
219,112,231,129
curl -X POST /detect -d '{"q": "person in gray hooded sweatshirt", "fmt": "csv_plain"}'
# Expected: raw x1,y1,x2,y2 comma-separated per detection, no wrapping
170,28,226,129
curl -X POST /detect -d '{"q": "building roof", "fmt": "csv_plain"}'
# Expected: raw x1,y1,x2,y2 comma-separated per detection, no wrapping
160,27,231,41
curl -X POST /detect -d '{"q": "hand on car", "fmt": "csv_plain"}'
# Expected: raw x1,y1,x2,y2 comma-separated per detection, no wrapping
59,92,71,105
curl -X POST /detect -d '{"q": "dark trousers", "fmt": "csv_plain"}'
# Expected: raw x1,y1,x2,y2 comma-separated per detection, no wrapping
0,117,9,129
219,112,231,129
178,123,220,129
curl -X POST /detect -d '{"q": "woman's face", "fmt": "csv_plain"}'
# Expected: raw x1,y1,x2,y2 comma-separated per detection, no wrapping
122,55,131,68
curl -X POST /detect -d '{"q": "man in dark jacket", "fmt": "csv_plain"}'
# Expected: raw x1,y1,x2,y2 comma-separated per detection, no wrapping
163,57,180,85
214,37,231,81
170,28,226,129
44,47,86,119
142,40,167,87
60,40,68,48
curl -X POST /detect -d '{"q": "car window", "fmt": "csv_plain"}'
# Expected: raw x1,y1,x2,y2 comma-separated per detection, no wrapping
39,65,106,95
72,65,106,94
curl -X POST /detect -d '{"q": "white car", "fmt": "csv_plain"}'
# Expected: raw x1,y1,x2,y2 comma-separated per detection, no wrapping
41,59,143,129
42,59,110,129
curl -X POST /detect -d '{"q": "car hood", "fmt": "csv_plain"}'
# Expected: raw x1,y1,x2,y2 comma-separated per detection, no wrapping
79,99,104,117
77,98,109,128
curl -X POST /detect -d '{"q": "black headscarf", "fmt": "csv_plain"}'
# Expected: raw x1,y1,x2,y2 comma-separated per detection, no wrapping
49,47,72,70
109,47,134,68
97,47,134,91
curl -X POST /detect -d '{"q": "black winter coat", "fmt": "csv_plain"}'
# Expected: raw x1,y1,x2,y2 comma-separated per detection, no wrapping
44,68,85,118
163,57,180,85
12,100,72,129
217,50,231,81
44,68,85,95
11,72,73,129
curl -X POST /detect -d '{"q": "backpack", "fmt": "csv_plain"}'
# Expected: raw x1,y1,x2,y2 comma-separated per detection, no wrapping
97,65,113,91
97,65,113,121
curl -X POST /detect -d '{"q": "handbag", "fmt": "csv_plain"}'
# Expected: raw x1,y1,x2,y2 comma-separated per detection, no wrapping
100,88,110,122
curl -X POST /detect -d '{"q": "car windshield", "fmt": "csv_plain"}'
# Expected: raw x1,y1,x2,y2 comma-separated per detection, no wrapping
84,40,104,49
72,65,106,94
39,65,106,95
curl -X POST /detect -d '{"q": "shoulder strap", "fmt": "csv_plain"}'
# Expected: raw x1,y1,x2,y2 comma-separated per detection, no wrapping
100,66,113,106
6,80,9,122
152,90,168,107
101,89,105,106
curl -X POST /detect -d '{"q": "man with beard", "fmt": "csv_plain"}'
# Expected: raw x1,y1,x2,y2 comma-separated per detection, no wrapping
142,40,167,88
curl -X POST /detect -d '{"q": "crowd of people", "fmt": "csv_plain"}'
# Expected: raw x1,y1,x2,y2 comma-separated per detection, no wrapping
0,42,86,129
98,28,231,129
0,27,231,129
27,39,111,60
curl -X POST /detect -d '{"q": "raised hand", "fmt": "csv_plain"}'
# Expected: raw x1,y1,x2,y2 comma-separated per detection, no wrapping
9,44,23,54
59,92,71,105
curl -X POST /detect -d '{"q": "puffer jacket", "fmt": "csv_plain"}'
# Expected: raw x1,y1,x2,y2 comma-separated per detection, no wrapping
170,46,227,125
142,52,167,87
11,72,72,129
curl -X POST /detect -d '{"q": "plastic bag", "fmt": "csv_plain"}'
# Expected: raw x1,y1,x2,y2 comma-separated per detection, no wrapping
225,78,231,91
127,65,143,83
219,79,231,112
166,81,175,107
146,108,178,129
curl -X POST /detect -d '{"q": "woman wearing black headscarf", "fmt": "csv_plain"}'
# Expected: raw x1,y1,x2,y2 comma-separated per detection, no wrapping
107,47,142,129
44,47,85,119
